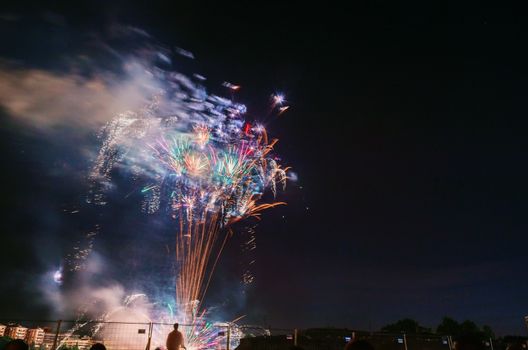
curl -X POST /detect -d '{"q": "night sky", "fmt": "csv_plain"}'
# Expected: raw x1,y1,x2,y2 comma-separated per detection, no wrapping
1,1,528,335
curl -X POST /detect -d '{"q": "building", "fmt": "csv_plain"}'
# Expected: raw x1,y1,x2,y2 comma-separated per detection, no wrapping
61,335,93,350
4,324,28,340
42,332,61,350
41,332,93,350
26,328,45,346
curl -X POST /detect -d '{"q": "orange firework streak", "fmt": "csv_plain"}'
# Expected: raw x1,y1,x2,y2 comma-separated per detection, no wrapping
175,210,222,320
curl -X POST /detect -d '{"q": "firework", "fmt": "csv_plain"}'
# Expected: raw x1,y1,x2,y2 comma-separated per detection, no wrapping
272,93,285,106
86,50,289,349
150,122,288,319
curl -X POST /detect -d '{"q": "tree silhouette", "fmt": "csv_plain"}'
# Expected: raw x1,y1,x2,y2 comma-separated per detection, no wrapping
436,316,495,340
437,317,460,336
381,319,431,334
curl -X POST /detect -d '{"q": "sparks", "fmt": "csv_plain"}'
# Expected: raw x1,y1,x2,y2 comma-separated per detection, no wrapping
272,93,285,105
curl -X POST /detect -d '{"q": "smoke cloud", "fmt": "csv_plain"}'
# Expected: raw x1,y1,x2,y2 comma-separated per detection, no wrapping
0,61,162,132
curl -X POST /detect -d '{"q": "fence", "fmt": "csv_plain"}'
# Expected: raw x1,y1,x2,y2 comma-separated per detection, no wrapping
0,320,511,350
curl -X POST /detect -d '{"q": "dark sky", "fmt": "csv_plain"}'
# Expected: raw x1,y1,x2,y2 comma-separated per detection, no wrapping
1,0,528,335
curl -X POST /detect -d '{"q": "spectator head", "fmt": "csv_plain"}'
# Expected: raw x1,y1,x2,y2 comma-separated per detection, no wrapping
4,340,29,350
173,323,179,330
89,343,107,350
454,336,485,350
506,343,525,350
345,339,375,350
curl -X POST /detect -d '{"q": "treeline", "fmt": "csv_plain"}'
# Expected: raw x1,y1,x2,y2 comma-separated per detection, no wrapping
381,317,495,340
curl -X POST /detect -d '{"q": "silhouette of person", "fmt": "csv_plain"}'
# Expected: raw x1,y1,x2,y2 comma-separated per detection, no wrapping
345,339,375,350
454,336,485,350
166,323,186,350
89,343,107,350
3,339,29,350
506,343,525,350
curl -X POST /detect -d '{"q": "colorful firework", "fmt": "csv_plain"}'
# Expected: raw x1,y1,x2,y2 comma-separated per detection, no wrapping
86,50,290,349
150,122,288,321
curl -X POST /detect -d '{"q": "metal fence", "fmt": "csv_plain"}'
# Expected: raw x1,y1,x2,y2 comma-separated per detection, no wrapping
0,320,513,350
